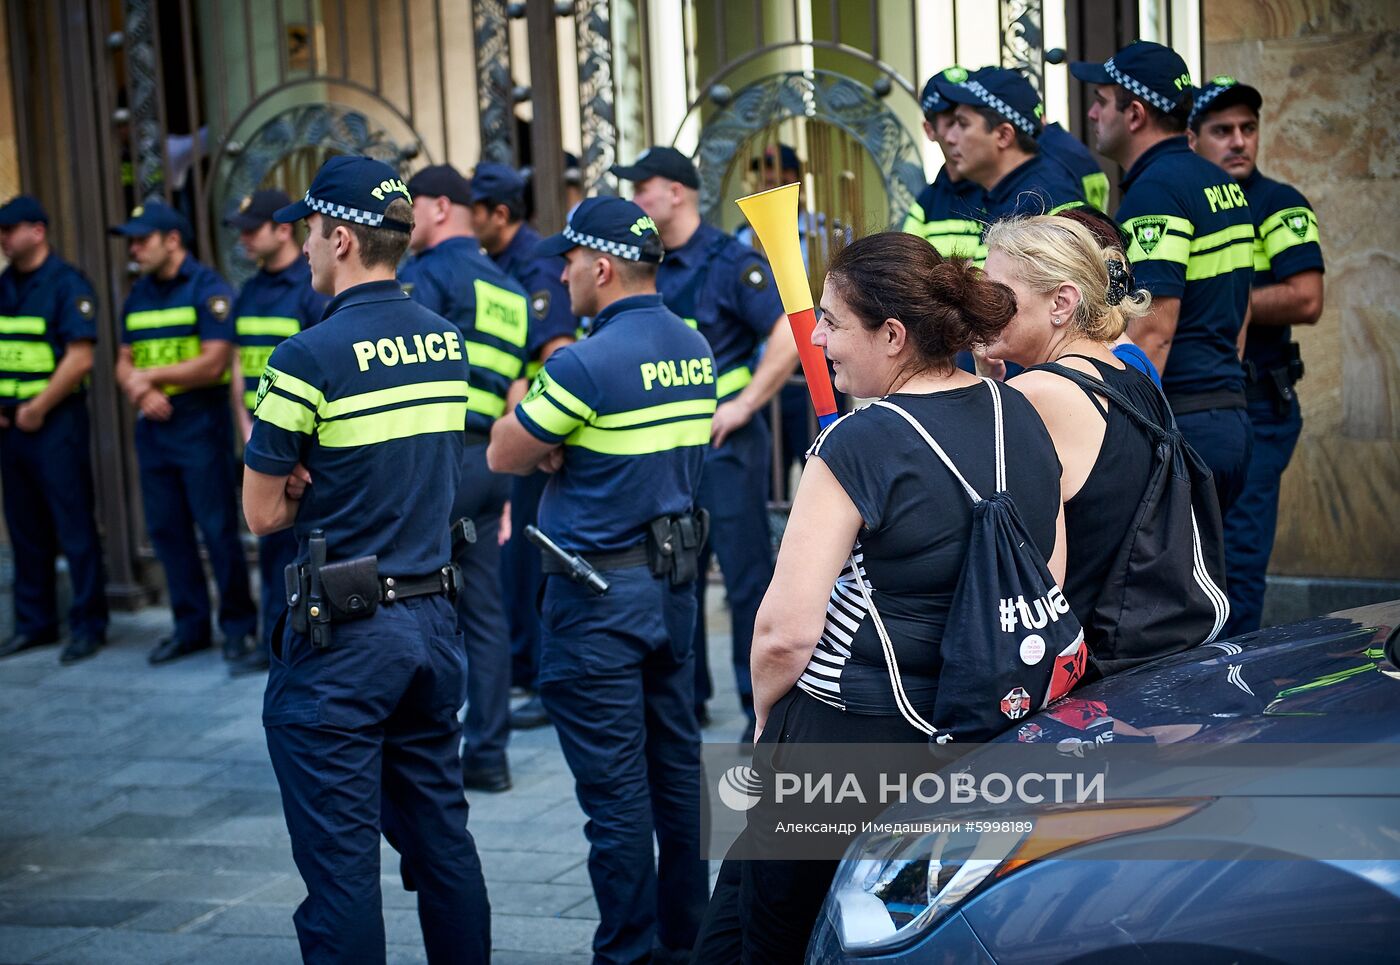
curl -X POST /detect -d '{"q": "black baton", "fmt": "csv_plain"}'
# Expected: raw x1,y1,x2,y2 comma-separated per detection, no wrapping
525,525,609,596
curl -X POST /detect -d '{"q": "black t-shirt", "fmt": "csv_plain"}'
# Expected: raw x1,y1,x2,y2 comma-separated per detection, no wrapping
799,382,1061,716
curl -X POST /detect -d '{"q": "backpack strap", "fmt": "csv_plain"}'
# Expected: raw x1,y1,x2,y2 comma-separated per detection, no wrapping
870,378,1011,503
1032,361,1175,442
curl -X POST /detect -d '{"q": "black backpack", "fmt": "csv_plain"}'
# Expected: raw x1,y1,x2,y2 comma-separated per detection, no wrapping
1035,362,1230,674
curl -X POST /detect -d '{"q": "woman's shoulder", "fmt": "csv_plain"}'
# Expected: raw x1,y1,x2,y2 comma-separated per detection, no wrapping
807,402,897,459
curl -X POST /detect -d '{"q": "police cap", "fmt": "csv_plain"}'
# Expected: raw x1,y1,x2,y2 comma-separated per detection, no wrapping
609,146,699,190
535,197,664,264
1070,40,1193,115
109,200,193,239
1189,76,1263,131
468,162,526,208
407,163,473,206
0,195,48,227
224,188,292,230
274,155,412,233
944,66,1044,136
920,65,970,117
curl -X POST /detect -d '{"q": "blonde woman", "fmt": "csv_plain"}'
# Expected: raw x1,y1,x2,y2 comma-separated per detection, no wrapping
982,215,1167,664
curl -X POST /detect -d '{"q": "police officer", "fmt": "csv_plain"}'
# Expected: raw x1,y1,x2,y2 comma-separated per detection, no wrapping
245,156,489,964
1072,41,1255,512
1040,119,1110,213
903,66,987,260
943,66,1087,221
487,197,711,964
225,189,329,676
1189,77,1325,634
111,201,258,664
0,196,108,663
400,162,530,792
611,146,794,737
469,161,576,725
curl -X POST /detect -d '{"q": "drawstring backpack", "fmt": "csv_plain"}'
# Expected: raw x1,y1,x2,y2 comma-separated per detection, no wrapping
848,378,1088,743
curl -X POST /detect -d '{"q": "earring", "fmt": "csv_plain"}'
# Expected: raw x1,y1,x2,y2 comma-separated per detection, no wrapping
1050,315,1065,328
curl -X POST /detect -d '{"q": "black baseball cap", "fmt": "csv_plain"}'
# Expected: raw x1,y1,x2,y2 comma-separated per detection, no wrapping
920,65,971,116
945,67,1044,136
535,197,664,264
469,162,526,208
1070,40,1193,115
0,195,48,227
610,146,699,190
275,155,413,233
407,163,472,206
563,152,583,186
750,144,800,173
224,189,291,230
1189,75,1263,131
109,200,193,238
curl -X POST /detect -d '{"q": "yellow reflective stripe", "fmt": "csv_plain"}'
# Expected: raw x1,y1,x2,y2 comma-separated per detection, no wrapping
901,201,926,232
1125,233,1190,266
1083,173,1110,213
317,402,467,447
1049,200,1086,215
0,377,49,398
243,389,259,409
536,370,594,422
239,345,275,378
474,279,529,347
130,335,198,369
681,317,700,330
126,306,196,331
1185,242,1254,281
1261,210,1319,259
929,236,986,260
525,359,543,379
319,379,470,418
519,393,584,436
467,392,507,418
0,316,46,335
464,340,524,380
716,365,752,398
567,418,713,455
1260,206,1318,240
1253,237,1271,272
255,391,316,434
592,398,717,429
265,366,325,410
0,341,56,372
1191,222,1255,252
236,315,301,337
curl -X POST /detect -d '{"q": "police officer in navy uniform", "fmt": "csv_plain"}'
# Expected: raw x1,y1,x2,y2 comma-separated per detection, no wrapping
111,201,258,665
904,66,988,261
468,161,577,727
943,67,1087,222
1040,120,1110,213
399,162,531,792
245,156,490,964
0,196,108,663
488,197,712,965
1073,41,1256,512
225,188,329,676
611,146,794,738
1189,77,1325,634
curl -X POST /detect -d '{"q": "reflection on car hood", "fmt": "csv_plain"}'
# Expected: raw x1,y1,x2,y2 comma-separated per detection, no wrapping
997,601,1400,746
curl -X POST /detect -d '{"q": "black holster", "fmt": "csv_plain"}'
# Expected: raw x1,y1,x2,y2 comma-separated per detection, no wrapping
285,535,381,650
645,509,710,586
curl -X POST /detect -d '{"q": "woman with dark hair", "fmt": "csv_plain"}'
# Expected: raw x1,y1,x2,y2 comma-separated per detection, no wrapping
692,231,1064,964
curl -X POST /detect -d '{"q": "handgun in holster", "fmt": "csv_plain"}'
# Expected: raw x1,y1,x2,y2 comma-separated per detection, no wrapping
646,509,710,586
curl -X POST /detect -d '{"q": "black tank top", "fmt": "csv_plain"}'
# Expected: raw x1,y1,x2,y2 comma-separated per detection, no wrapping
1042,355,1171,631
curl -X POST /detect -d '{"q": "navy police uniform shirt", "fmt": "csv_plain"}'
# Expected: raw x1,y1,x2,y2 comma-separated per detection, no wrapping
399,236,529,435
120,254,236,410
1116,136,1254,398
902,167,986,261
245,280,470,575
232,258,328,411
515,293,716,554
1039,122,1110,213
1240,170,1324,373
981,152,1087,223
655,223,783,402
490,222,576,368
0,253,98,404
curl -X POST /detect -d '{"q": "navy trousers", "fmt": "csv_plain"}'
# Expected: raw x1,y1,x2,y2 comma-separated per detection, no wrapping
134,401,255,645
1222,397,1302,636
264,595,490,964
0,395,107,639
1175,406,1254,516
452,443,512,770
693,416,774,717
502,470,547,689
257,527,298,652
539,566,708,965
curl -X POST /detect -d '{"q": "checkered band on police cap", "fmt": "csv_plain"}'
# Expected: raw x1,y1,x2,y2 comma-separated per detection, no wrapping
963,79,1040,136
1104,57,1180,114
302,191,392,227
562,224,643,262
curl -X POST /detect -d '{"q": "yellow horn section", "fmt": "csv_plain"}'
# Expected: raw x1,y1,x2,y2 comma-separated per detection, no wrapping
735,183,814,315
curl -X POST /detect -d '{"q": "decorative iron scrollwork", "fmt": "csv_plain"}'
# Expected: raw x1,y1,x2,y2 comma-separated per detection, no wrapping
1000,0,1044,95
475,0,515,165
123,0,165,202
575,0,617,197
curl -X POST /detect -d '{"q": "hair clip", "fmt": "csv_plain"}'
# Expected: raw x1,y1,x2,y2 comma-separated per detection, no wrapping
1105,258,1131,306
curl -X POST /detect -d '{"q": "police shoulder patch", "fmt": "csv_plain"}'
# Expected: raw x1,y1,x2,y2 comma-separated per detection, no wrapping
1131,217,1169,256
530,289,551,320
75,295,96,319
522,371,547,404
741,261,768,291
207,294,231,321
254,368,277,411
1279,206,1313,240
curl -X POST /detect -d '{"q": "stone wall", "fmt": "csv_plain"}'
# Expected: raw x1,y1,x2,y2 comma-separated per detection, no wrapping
1204,0,1400,583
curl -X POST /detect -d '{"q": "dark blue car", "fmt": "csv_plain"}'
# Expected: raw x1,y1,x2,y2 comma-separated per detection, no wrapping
809,602,1400,964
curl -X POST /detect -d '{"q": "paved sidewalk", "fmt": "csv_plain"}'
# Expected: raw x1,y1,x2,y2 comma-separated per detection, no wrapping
0,595,746,964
